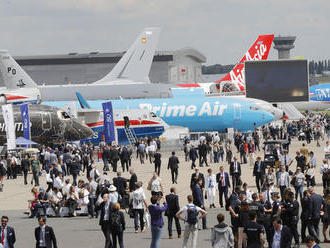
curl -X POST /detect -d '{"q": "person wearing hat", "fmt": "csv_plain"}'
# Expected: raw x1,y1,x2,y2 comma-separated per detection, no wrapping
108,185,120,204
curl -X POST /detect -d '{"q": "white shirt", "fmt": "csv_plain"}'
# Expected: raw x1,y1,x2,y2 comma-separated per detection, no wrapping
0,226,8,248
280,155,291,166
320,163,330,174
51,191,63,202
53,176,63,190
206,174,216,189
150,178,162,192
272,226,282,248
131,188,146,209
279,172,288,186
324,146,330,155
104,203,110,221
39,225,46,247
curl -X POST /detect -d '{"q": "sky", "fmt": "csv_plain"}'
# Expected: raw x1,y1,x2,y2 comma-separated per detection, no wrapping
0,0,328,65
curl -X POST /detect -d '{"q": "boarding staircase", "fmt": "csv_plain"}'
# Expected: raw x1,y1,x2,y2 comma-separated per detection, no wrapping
280,103,304,120
124,127,138,145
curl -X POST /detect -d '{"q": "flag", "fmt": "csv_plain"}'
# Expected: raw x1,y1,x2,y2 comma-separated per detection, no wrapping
102,101,116,144
2,104,16,150
20,103,30,140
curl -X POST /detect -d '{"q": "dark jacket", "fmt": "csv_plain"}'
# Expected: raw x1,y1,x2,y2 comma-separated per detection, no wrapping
310,193,323,219
192,184,204,207
253,161,266,176
34,225,57,248
129,173,137,192
165,193,180,217
269,225,292,248
189,148,198,160
21,158,30,171
110,149,119,161
154,152,161,166
199,143,208,156
120,148,130,162
230,161,241,176
190,172,205,189
301,196,311,221
113,177,128,196
0,226,16,248
95,201,113,226
109,209,125,232
168,155,179,170
216,172,230,188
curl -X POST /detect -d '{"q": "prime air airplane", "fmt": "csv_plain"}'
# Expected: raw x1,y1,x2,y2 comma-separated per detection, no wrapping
43,88,275,133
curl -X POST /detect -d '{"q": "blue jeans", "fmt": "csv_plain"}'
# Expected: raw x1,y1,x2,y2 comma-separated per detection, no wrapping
150,225,162,248
295,184,303,200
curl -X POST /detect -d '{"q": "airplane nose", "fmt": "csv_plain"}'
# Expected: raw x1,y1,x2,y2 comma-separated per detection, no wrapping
264,111,275,124
68,120,94,140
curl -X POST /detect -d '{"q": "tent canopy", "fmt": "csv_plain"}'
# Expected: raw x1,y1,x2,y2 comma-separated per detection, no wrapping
15,137,38,146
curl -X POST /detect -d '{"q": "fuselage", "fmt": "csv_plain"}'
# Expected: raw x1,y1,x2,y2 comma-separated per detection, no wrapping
43,89,274,133
0,104,93,144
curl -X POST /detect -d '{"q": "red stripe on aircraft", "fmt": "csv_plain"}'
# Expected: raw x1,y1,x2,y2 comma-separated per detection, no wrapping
5,94,28,100
87,120,160,128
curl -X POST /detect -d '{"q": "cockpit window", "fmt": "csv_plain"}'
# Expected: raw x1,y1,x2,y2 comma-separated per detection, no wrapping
60,111,71,119
250,106,259,111
150,112,157,117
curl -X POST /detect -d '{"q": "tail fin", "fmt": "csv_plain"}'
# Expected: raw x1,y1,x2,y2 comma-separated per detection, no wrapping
214,34,274,90
0,50,38,89
76,92,91,109
94,27,161,84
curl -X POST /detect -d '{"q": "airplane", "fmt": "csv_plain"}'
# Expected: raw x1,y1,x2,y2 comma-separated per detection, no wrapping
0,104,93,144
290,83,330,111
76,104,167,145
0,28,173,103
0,33,275,105
43,88,276,133
177,34,275,94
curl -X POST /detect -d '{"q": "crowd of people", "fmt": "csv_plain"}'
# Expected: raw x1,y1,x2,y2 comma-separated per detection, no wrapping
0,113,330,248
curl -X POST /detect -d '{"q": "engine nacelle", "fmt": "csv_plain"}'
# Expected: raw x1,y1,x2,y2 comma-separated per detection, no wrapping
0,88,41,105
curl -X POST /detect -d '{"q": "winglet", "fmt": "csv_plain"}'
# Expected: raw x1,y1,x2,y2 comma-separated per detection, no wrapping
76,92,91,109
93,27,161,84
0,50,38,90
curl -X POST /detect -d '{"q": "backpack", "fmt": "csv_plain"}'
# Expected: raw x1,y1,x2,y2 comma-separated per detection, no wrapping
186,205,198,225
110,211,122,230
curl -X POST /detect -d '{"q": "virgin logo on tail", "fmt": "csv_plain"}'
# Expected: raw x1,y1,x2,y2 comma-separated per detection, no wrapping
215,34,274,90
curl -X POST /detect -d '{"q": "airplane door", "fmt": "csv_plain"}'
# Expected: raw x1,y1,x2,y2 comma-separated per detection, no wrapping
41,112,52,130
233,103,241,121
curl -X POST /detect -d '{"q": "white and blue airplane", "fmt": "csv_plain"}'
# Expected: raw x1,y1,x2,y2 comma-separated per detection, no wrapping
42,88,275,134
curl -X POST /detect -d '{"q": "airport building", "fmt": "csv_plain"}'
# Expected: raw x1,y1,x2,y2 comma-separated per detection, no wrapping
0,48,206,86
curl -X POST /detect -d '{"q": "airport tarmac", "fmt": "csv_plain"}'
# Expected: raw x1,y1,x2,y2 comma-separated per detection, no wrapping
0,137,328,247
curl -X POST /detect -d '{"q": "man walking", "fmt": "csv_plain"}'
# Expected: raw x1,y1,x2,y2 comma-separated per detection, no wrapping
276,166,289,199
192,178,207,230
34,216,57,248
229,157,241,189
308,187,323,243
216,166,230,208
253,156,265,193
31,155,40,186
0,216,16,248
189,146,198,169
165,188,182,239
176,195,207,248
168,151,179,184
21,155,30,185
